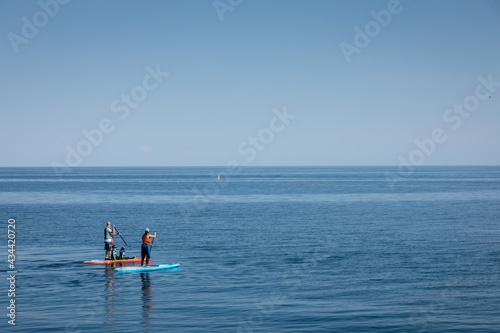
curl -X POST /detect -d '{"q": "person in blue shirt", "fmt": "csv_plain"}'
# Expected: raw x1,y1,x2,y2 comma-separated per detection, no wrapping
110,246,135,260
119,247,127,259
111,245,118,260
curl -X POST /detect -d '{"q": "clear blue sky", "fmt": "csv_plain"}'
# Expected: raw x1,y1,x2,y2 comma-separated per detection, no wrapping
1,0,499,166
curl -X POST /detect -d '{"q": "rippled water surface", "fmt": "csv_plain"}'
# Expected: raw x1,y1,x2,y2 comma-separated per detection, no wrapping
1,166,500,332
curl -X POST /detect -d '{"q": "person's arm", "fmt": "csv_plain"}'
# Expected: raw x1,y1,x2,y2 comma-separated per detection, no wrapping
112,224,120,235
150,232,157,238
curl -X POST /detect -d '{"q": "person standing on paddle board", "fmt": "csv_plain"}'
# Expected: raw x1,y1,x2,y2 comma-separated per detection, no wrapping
141,228,156,266
104,222,120,260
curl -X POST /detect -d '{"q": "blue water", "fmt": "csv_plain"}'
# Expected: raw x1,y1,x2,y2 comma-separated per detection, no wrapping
1,166,500,332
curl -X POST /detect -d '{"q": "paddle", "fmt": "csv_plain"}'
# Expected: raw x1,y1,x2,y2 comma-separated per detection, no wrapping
113,226,130,248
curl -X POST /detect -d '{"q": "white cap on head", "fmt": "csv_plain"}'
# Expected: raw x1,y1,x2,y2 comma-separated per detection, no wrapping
145,228,149,232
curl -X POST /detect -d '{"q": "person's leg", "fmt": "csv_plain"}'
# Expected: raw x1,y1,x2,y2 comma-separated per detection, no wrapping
105,242,110,259
141,244,146,265
145,244,151,265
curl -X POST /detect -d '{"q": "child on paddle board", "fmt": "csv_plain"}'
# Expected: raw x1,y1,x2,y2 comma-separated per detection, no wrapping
111,245,118,260
141,228,156,266
119,247,126,259
117,247,135,260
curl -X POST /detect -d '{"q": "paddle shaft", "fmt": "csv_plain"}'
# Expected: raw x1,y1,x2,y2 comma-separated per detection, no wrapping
113,226,130,248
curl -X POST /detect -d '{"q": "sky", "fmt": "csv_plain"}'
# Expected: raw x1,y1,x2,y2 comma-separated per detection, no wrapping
1,0,499,167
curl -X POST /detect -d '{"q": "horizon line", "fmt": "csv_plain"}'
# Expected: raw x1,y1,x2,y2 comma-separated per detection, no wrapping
1,165,499,168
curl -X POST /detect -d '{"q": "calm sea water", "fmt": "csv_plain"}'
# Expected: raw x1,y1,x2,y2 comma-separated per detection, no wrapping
1,166,500,332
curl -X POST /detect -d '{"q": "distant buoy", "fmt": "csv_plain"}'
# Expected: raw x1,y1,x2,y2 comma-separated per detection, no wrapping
217,174,220,181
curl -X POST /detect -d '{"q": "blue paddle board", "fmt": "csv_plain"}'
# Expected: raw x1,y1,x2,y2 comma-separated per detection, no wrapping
114,263,180,272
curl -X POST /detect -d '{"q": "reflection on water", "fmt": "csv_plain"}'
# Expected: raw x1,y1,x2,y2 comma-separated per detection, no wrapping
103,263,124,324
100,262,157,331
141,272,153,327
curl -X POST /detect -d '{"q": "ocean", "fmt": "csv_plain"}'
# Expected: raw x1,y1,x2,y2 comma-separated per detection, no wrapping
1,166,500,332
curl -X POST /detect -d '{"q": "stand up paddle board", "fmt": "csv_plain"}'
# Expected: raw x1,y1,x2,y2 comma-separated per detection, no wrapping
114,263,180,272
84,258,142,264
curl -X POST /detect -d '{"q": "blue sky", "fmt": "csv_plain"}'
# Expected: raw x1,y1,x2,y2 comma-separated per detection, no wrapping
1,0,499,166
